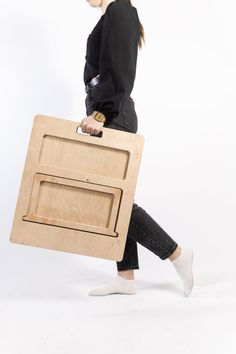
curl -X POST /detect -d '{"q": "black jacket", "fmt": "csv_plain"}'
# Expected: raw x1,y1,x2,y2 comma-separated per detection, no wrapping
83,0,141,122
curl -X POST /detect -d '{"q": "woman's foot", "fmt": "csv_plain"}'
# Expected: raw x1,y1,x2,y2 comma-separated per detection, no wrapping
169,246,194,296
88,274,136,296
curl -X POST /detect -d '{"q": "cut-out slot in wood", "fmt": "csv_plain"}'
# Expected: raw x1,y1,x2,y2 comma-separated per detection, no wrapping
23,173,122,236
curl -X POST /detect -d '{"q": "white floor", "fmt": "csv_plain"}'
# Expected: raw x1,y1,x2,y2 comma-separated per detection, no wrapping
0,245,235,354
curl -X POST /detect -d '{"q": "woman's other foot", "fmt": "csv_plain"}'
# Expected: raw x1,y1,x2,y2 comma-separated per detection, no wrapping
170,247,194,296
88,275,136,296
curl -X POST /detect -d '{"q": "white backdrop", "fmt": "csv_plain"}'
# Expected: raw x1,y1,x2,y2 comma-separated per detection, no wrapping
0,1,236,353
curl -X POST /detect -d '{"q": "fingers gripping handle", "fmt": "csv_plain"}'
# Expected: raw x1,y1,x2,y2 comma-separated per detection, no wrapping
76,121,103,138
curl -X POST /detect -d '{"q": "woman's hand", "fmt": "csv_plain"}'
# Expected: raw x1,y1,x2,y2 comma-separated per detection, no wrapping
80,115,104,135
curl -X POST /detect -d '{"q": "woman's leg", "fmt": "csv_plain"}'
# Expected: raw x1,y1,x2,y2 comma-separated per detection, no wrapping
115,202,193,296
88,199,193,296
116,245,181,280
117,202,179,267
117,246,181,280
85,90,193,296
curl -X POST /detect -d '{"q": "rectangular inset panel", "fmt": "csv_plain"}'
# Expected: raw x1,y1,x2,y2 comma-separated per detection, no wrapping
36,182,113,227
23,174,122,236
39,135,130,179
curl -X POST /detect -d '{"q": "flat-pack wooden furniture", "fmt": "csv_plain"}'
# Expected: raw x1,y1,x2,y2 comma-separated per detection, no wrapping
10,115,144,261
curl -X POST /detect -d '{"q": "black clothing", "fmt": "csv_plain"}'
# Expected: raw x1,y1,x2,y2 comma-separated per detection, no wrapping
84,0,179,270
83,0,141,122
85,85,179,269
85,79,138,133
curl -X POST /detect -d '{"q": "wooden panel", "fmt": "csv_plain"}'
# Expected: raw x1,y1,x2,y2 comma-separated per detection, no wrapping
23,173,121,236
39,135,129,179
10,114,144,261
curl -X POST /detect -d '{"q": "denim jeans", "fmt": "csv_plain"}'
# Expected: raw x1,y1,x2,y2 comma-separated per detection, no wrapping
85,85,178,271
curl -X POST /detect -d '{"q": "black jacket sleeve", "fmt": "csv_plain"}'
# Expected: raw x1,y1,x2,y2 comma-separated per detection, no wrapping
91,2,139,122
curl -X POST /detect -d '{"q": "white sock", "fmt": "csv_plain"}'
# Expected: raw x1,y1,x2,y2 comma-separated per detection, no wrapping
88,275,136,296
171,248,194,296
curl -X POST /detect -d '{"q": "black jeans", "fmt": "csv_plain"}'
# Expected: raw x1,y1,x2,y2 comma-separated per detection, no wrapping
85,85,178,271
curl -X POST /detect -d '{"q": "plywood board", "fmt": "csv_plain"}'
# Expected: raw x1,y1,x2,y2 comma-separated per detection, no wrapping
10,114,144,261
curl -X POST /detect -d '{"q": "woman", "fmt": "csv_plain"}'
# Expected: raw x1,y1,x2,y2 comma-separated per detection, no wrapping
81,0,194,297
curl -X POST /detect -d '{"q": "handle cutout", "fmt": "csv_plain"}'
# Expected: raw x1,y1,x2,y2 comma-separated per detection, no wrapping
76,125,103,138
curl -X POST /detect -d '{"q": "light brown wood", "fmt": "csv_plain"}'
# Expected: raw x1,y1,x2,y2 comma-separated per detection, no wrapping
10,114,144,261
